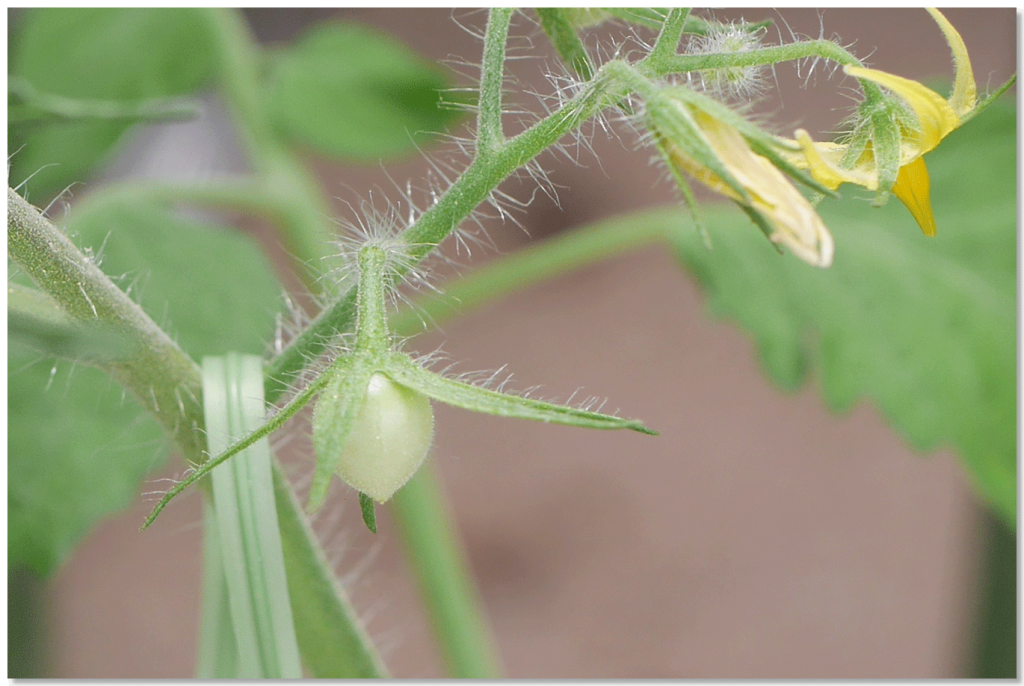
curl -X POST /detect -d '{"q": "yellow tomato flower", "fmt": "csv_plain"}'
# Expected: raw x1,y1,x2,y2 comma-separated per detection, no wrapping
792,8,976,237
652,94,834,267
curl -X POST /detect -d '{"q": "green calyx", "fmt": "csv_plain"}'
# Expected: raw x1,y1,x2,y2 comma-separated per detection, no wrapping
143,237,655,533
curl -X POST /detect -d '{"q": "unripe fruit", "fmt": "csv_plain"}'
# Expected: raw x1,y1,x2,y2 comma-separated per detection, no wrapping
320,372,434,503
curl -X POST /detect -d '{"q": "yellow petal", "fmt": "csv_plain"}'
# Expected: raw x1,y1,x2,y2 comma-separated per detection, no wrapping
793,129,878,191
750,156,835,268
715,129,834,267
650,95,751,203
673,116,834,266
926,8,977,117
845,65,960,154
891,155,937,237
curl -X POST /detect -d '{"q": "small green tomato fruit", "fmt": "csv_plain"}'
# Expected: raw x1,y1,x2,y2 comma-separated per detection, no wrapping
332,372,434,503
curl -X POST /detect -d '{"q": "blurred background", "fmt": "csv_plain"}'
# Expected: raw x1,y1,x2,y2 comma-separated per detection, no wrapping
9,8,1016,678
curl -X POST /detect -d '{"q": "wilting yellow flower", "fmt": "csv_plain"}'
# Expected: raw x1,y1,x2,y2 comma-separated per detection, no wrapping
651,93,835,267
792,8,977,237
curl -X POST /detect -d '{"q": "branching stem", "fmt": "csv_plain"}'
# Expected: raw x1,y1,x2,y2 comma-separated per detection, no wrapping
265,61,629,402
644,8,691,65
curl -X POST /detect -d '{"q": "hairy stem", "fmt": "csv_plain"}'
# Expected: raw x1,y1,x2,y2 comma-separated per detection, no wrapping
265,61,630,402
264,32,880,397
354,246,390,354
12,185,384,675
654,38,885,105
476,8,514,153
644,7,691,65
658,38,864,73
8,187,206,462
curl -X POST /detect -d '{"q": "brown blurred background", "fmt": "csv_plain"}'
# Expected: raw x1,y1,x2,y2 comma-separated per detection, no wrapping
15,8,1016,678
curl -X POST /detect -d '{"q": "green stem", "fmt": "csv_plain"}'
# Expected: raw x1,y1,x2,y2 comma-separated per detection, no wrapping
959,74,1017,126
202,9,339,289
602,7,667,31
644,8,690,65
9,192,385,677
476,8,514,153
657,38,864,73
653,39,885,105
9,76,200,124
71,178,281,220
265,61,631,402
7,187,206,463
391,464,502,678
355,246,390,354
534,8,595,80
600,9,770,36
203,9,274,155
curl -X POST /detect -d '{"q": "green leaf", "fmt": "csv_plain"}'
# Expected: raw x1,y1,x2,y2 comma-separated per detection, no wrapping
65,200,282,359
9,8,215,197
8,282,129,362
272,462,389,677
265,22,460,161
358,492,377,534
201,354,301,679
383,352,657,435
666,99,1015,525
309,358,371,512
8,355,167,576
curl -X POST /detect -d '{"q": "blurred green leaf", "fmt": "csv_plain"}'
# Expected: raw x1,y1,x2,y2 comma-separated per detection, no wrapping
65,201,283,359
272,463,389,677
9,200,283,575
9,356,167,576
265,22,460,161
9,8,215,197
667,99,1015,525
8,282,131,362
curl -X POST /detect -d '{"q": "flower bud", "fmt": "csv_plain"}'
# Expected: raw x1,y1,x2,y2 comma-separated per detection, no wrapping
647,88,834,267
686,22,766,99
